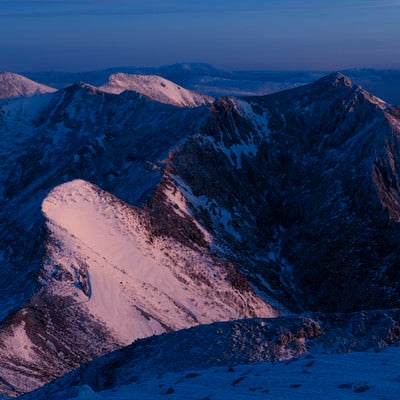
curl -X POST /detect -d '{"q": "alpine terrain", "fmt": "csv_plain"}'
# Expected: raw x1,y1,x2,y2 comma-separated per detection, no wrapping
0,72,56,100
1,70,400,398
99,73,214,107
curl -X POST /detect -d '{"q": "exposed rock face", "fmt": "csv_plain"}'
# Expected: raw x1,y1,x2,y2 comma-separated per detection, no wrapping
160,72,400,312
0,292,117,397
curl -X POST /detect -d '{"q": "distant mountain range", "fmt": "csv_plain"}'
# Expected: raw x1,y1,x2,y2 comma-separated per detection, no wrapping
20,63,400,104
1,68,400,398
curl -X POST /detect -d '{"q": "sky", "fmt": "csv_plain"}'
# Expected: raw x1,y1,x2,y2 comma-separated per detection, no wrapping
0,0,400,72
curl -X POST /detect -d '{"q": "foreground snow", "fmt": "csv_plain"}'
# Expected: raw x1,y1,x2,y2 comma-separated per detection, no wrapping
65,347,400,399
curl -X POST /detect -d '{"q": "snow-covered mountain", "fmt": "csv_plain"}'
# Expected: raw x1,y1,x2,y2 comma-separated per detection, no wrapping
2,71,400,397
0,72,56,99
21,63,400,104
99,73,213,107
0,178,275,396
0,76,275,396
0,79,210,319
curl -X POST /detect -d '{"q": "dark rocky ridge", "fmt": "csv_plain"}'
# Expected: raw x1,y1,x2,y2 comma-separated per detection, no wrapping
160,73,400,312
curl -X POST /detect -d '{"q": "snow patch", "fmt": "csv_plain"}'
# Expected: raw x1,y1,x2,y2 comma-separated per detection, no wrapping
3,320,36,362
163,176,213,244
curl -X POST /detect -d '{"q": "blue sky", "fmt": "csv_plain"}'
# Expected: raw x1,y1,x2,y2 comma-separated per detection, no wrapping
1,0,399,72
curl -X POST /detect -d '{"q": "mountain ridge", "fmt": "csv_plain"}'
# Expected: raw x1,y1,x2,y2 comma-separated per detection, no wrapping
2,72,400,396
153,72,400,312
20,64,400,104
0,72,56,99
99,73,214,107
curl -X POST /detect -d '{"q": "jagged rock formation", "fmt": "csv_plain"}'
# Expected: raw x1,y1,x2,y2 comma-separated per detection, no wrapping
159,72,400,312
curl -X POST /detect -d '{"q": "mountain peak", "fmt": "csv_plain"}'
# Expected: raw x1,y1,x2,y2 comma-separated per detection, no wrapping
318,71,353,88
61,81,105,97
0,72,57,99
99,73,213,107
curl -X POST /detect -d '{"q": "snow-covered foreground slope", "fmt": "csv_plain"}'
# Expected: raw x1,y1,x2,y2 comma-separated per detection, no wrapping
21,310,400,400
0,72,56,99
67,347,400,400
99,73,213,107
42,179,276,344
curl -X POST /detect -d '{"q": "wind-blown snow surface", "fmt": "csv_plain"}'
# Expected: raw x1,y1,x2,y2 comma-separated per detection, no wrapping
99,73,213,107
63,347,400,400
0,72,56,99
28,347,393,400
42,179,277,344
